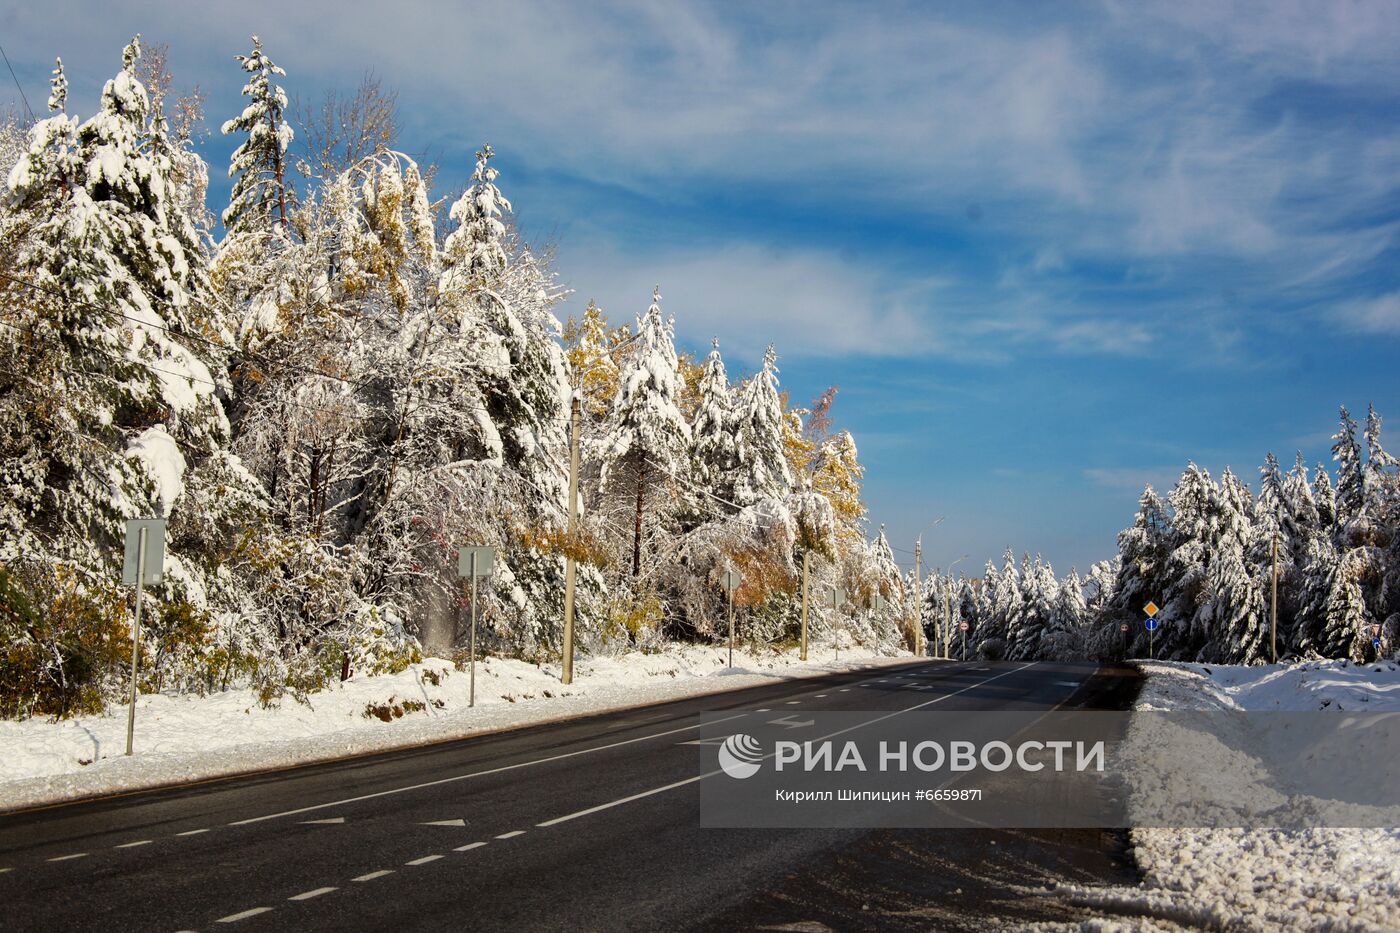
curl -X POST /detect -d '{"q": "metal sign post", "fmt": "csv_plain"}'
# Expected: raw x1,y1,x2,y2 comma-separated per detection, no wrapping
458,546,496,707
959,619,969,660
1144,601,1160,661
122,519,165,757
721,570,741,667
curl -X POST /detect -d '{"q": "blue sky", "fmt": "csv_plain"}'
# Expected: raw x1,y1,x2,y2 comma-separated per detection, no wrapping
5,0,1399,575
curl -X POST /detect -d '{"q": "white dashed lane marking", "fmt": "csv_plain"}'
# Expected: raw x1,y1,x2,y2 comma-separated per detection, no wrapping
216,907,272,923
405,855,443,866
454,842,487,852
785,700,801,705
176,829,208,836
47,853,87,862
495,830,525,840
352,870,393,882
288,887,336,901
116,840,152,848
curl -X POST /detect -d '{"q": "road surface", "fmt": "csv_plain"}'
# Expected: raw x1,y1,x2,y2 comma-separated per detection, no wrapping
0,659,1141,931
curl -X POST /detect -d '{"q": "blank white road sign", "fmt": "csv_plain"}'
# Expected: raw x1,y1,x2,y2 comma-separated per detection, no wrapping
458,546,496,578
122,519,166,585
721,570,741,593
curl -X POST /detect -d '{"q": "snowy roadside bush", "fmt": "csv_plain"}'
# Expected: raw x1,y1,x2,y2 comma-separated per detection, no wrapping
0,563,128,719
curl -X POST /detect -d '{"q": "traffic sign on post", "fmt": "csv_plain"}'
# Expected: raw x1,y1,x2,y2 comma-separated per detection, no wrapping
123,518,166,586
721,569,742,667
1145,617,1159,632
1143,601,1160,618
122,519,166,757
958,620,969,631
457,546,496,708
458,546,496,578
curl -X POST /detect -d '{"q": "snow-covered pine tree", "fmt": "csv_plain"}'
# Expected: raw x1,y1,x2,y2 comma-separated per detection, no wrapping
1206,468,1267,663
1109,485,1171,655
1363,404,1397,523
863,526,906,648
977,548,1021,658
1007,555,1056,660
435,146,575,651
1042,567,1086,660
732,345,793,508
690,338,736,503
1,37,268,712
1161,464,1226,659
221,36,293,233
47,58,67,113
1333,406,1365,531
597,287,691,578
1314,462,1337,531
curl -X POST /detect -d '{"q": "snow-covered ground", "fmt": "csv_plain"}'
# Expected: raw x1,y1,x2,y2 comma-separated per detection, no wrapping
0,644,903,812
1062,660,1400,931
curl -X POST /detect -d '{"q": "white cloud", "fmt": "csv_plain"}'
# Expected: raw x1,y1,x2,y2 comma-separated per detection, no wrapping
1333,292,1400,335
1084,467,1183,493
555,243,940,360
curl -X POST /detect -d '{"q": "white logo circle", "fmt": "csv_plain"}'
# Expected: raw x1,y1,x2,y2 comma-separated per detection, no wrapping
718,733,763,779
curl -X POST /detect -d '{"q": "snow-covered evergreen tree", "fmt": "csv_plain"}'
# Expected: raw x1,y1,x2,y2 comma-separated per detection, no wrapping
690,338,736,502
221,36,293,233
731,345,792,507
47,58,67,113
597,287,691,578
1333,406,1365,528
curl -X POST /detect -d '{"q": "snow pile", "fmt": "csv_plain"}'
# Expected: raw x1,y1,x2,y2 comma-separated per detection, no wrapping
1062,660,1400,931
0,644,900,811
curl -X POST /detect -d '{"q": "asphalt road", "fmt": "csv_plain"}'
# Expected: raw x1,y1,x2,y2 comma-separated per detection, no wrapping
0,659,1141,932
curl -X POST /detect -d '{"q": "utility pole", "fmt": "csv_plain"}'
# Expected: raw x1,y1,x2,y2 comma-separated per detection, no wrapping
562,397,581,685
912,538,922,657
1270,530,1279,664
799,551,810,662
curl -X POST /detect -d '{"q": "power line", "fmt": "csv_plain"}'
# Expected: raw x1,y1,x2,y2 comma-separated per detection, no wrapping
0,44,33,123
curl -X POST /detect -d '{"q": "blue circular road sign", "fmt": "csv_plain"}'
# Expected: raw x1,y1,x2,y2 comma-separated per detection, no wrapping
1145,617,1159,632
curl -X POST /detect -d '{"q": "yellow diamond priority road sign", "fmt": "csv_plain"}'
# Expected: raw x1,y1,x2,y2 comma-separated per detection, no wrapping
1143,601,1160,618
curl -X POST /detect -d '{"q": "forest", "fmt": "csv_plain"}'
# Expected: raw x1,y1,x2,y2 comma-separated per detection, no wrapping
0,36,904,719
1,36,1395,722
